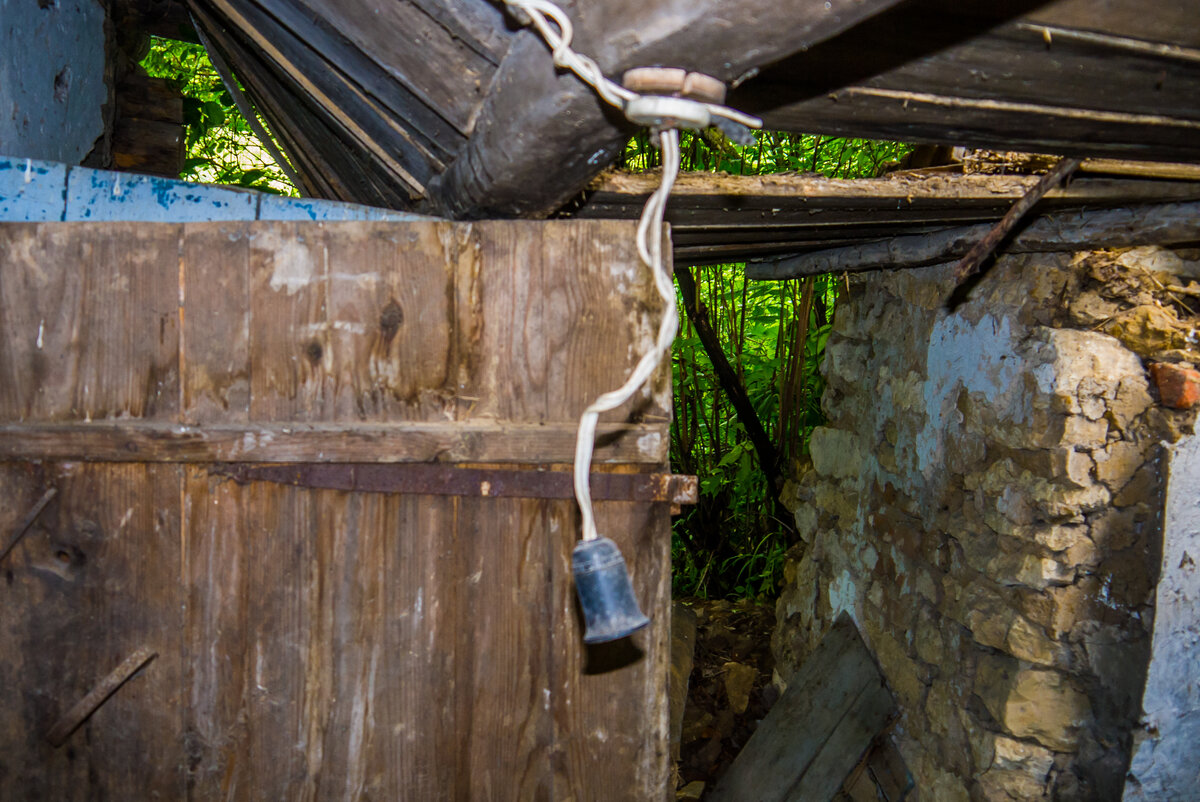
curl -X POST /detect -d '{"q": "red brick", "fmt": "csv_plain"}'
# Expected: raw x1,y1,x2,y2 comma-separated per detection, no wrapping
1149,362,1200,409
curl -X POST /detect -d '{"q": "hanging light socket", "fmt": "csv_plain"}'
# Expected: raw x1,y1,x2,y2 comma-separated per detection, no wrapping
572,537,650,644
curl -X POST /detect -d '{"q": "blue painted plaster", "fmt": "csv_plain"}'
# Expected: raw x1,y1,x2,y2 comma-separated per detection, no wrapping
0,0,107,164
0,156,67,220
0,156,434,223
258,193,417,222
64,165,258,222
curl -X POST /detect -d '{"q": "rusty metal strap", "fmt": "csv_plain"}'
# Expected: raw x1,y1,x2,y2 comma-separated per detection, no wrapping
212,463,699,505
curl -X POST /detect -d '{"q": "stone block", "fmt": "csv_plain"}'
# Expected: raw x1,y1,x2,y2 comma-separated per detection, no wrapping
992,735,1056,775
975,655,1091,752
1059,415,1110,449
1093,440,1150,492
809,426,865,480
1113,461,1160,507
1048,448,1095,488
867,624,926,711
1033,523,1089,552
1102,304,1191,358
1088,507,1143,552
975,768,1052,801
1148,362,1200,409
1005,615,1062,667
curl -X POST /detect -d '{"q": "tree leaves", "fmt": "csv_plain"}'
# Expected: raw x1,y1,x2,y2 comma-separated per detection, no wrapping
142,37,298,196
656,130,909,598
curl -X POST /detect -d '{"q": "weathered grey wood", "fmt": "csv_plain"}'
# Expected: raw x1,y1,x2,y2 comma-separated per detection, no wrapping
733,0,1200,165
709,614,895,802
746,200,1200,279
426,0,910,218
574,170,1200,266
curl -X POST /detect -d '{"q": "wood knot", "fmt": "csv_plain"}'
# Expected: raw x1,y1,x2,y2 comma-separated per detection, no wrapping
305,341,323,365
380,299,404,345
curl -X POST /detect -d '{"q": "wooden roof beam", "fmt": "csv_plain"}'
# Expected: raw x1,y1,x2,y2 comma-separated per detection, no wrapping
422,0,912,219
745,200,1200,279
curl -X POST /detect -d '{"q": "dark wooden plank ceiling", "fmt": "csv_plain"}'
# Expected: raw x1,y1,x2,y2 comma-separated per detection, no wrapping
730,0,1200,164
570,168,1200,266
185,0,1200,219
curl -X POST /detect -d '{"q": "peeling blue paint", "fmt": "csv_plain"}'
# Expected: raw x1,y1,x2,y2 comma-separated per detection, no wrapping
0,157,68,221
0,0,107,164
0,156,434,224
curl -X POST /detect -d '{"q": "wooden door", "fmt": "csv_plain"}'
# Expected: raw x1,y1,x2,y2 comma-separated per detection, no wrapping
0,220,674,800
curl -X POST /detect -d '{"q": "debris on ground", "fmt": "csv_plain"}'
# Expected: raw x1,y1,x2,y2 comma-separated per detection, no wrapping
671,596,778,797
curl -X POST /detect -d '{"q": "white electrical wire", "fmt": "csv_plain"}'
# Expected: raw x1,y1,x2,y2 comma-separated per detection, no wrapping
501,0,759,541
573,128,681,541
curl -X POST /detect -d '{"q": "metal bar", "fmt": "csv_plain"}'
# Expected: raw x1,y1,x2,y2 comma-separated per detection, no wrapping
46,647,158,747
212,463,699,505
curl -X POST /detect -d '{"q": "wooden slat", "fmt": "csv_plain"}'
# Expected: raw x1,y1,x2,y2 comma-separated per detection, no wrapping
548,496,673,799
574,170,1200,266
0,421,669,464
0,224,180,422
709,614,896,802
1,218,666,430
182,223,251,424
0,463,183,800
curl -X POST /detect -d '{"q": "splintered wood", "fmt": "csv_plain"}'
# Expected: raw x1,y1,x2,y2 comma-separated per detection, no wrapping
0,220,673,800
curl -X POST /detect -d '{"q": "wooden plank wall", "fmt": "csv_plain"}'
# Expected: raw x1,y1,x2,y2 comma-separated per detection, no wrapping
0,220,672,800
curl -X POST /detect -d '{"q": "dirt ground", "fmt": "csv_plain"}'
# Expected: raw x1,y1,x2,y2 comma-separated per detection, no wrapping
672,597,778,799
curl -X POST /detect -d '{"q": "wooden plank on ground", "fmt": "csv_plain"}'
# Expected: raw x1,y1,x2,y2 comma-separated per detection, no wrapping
709,613,895,802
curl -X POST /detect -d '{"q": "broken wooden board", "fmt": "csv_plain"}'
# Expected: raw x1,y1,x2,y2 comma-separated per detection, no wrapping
572,169,1200,266
709,613,896,802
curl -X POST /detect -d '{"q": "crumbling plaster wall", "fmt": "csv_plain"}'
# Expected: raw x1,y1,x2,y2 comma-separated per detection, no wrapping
0,0,108,164
773,248,1199,801
1123,434,1200,800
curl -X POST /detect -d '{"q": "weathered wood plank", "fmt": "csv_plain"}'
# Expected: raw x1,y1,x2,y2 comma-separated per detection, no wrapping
0,463,183,801
323,224,457,421
182,223,251,424
211,463,698,505
548,496,672,800
747,200,1200,279
726,0,1200,164
455,496,556,799
574,170,1200,265
540,222,672,424
709,614,895,802
247,223,333,421
427,0,910,218
0,223,180,422
452,221,548,421
0,421,670,464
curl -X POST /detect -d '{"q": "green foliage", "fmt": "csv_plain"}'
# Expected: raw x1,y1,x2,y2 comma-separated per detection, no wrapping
629,129,911,598
140,37,297,195
621,129,913,178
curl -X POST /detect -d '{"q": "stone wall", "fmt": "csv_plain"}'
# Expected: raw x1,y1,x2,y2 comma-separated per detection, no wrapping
772,248,1199,800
